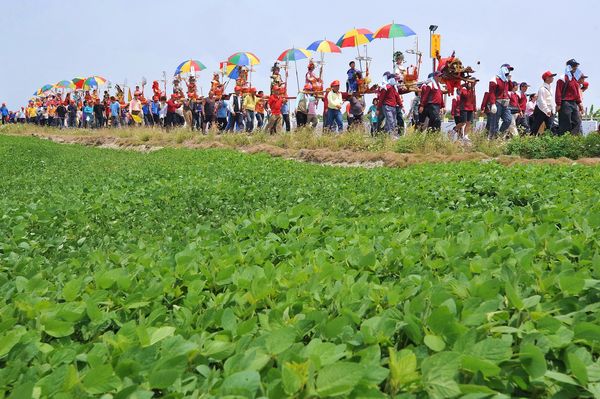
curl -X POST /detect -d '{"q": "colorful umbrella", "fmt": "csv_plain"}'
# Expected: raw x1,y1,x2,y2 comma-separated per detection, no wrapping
225,63,241,80
373,23,416,39
336,28,374,48
72,77,86,90
56,80,75,89
174,59,207,76
83,76,107,89
277,48,311,62
227,52,260,66
37,84,55,95
307,40,342,54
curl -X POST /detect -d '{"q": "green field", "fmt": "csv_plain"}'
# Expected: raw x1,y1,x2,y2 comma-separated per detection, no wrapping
2,135,600,398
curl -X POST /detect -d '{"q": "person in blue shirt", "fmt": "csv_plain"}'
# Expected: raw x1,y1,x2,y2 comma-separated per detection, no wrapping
0,103,9,124
109,97,121,128
82,101,94,128
142,102,153,126
216,98,229,131
347,61,360,93
281,100,290,132
150,99,160,126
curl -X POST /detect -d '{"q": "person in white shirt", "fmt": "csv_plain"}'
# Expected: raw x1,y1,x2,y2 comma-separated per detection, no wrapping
525,94,537,131
531,71,556,135
326,80,343,132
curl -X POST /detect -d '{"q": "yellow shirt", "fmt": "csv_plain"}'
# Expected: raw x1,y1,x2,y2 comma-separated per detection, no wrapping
27,107,37,118
243,94,258,111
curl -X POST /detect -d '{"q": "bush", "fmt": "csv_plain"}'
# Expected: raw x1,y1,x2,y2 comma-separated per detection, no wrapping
505,133,600,159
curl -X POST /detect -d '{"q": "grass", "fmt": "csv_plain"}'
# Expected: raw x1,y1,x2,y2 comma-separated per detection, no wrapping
0,123,507,156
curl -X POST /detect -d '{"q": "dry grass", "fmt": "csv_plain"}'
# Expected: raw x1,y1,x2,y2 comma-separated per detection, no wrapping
2,123,598,168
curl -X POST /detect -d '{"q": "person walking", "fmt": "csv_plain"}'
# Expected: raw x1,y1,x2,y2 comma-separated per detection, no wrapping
419,71,445,131
530,71,557,135
243,88,257,132
326,80,344,133
556,59,584,135
109,97,121,128
488,64,514,138
265,86,283,134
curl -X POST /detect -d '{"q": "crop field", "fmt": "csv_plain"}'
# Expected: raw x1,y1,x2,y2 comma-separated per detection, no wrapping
2,135,600,398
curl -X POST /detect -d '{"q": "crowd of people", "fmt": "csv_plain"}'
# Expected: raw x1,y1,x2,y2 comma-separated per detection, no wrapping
0,56,590,140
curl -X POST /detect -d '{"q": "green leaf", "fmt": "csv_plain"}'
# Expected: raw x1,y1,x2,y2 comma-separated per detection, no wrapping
388,348,419,390
424,335,446,352
265,327,296,355
461,355,501,377
0,327,26,358
82,365,120,394
42,318,74,338
148,369,179,389
504,282,524,310
421,352,461,399
220,370,261,398
559,273,585,296
316,362,364,397
574,322,600,345
62,278,82,301
519,343,547,379
545,370,578,385
567,352,589,385
7,382,35,399
147,326,176,347
282,361,308,396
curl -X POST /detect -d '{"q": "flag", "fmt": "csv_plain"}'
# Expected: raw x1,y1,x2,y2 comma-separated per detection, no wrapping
127,88,132,102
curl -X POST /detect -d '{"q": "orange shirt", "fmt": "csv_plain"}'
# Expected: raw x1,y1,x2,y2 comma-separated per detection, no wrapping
255,99,265,114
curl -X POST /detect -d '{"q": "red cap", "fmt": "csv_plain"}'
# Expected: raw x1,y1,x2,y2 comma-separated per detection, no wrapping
542,71,557,80
583,81,589,89
234,86,241,92
303,84,312,91
272,85,280,91
330,80,340,87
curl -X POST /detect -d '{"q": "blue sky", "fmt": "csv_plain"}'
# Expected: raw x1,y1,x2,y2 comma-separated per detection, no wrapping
1,0,598,110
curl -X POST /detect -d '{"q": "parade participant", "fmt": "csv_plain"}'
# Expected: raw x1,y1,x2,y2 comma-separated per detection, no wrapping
525,94,537,131
210,73,224,99
243,88,258,132
531,71,556,135
129,93,143,125
378,74,401,134
82,101,94,128
296,84,311,128
151,80,163,101
281,90,291,132
109,97,120,127
270,63,284,94
265,86,283,134
216,95,229,131
326,80,344,132
306,92,318,129
450,95,460,139
367,98,379,135
346,61,359,93
228,86,244,132
322,87,331,130
488,64,514,138
134,85,142,98
556,59,584,135
305,60,323,95
393,51,406,81
158,96,168,127
165,94,181,130
203,93,216,132
186,76,198,100
255,91,265,129
182,99,193,130
419,71,446,131
56,102,67,129
17,107,26,124
517,82,530,132
409,93,420,127
348,92,365,128
458,81,476,139
507,82,520,137
67,100,77,128
94,99,105,128
150,98,160,125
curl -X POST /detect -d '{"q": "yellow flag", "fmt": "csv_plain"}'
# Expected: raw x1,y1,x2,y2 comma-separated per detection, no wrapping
127,88,132,102
131,113,142,124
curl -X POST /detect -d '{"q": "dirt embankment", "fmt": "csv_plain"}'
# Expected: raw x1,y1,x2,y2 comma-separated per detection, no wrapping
25,131,600,168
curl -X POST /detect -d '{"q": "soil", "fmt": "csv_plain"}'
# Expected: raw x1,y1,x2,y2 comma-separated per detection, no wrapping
21,131,600,168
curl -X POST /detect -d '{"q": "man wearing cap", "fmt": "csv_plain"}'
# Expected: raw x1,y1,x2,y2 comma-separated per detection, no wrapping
296,85,311,128
243,88,258,132
516,82,530,133
377,73,402,134
327,80,344,132
418,71,445,131
556,59,583,135
488,64,514,138
531,71,557,135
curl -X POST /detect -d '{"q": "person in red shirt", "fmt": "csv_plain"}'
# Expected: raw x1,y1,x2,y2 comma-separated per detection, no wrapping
556,59,584,135
418,71,446,131
265,86,283,134
457,80,477,138
488,64,514,138
516,82,530,132
165,94,181,131
377,73,402,133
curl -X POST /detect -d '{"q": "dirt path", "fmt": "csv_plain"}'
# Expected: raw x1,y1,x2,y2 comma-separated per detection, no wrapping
18,131,600,168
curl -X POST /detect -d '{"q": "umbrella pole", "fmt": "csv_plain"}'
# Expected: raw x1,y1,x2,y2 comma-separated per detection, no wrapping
294,59,300,94
356,46,363,72
393,38,396,70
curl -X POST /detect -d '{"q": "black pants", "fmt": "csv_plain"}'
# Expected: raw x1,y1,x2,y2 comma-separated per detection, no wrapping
558,100,581,135
516,115,529,133
396,109,404,135
296,111,307,128
165,112,177,129
95,115,104,128
530,106,552,135
282,114,290,132
203,114,214,132
423,104,441,130
217,117,227,131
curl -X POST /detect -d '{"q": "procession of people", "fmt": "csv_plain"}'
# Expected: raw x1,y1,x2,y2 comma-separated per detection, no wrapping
1,24,591,139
